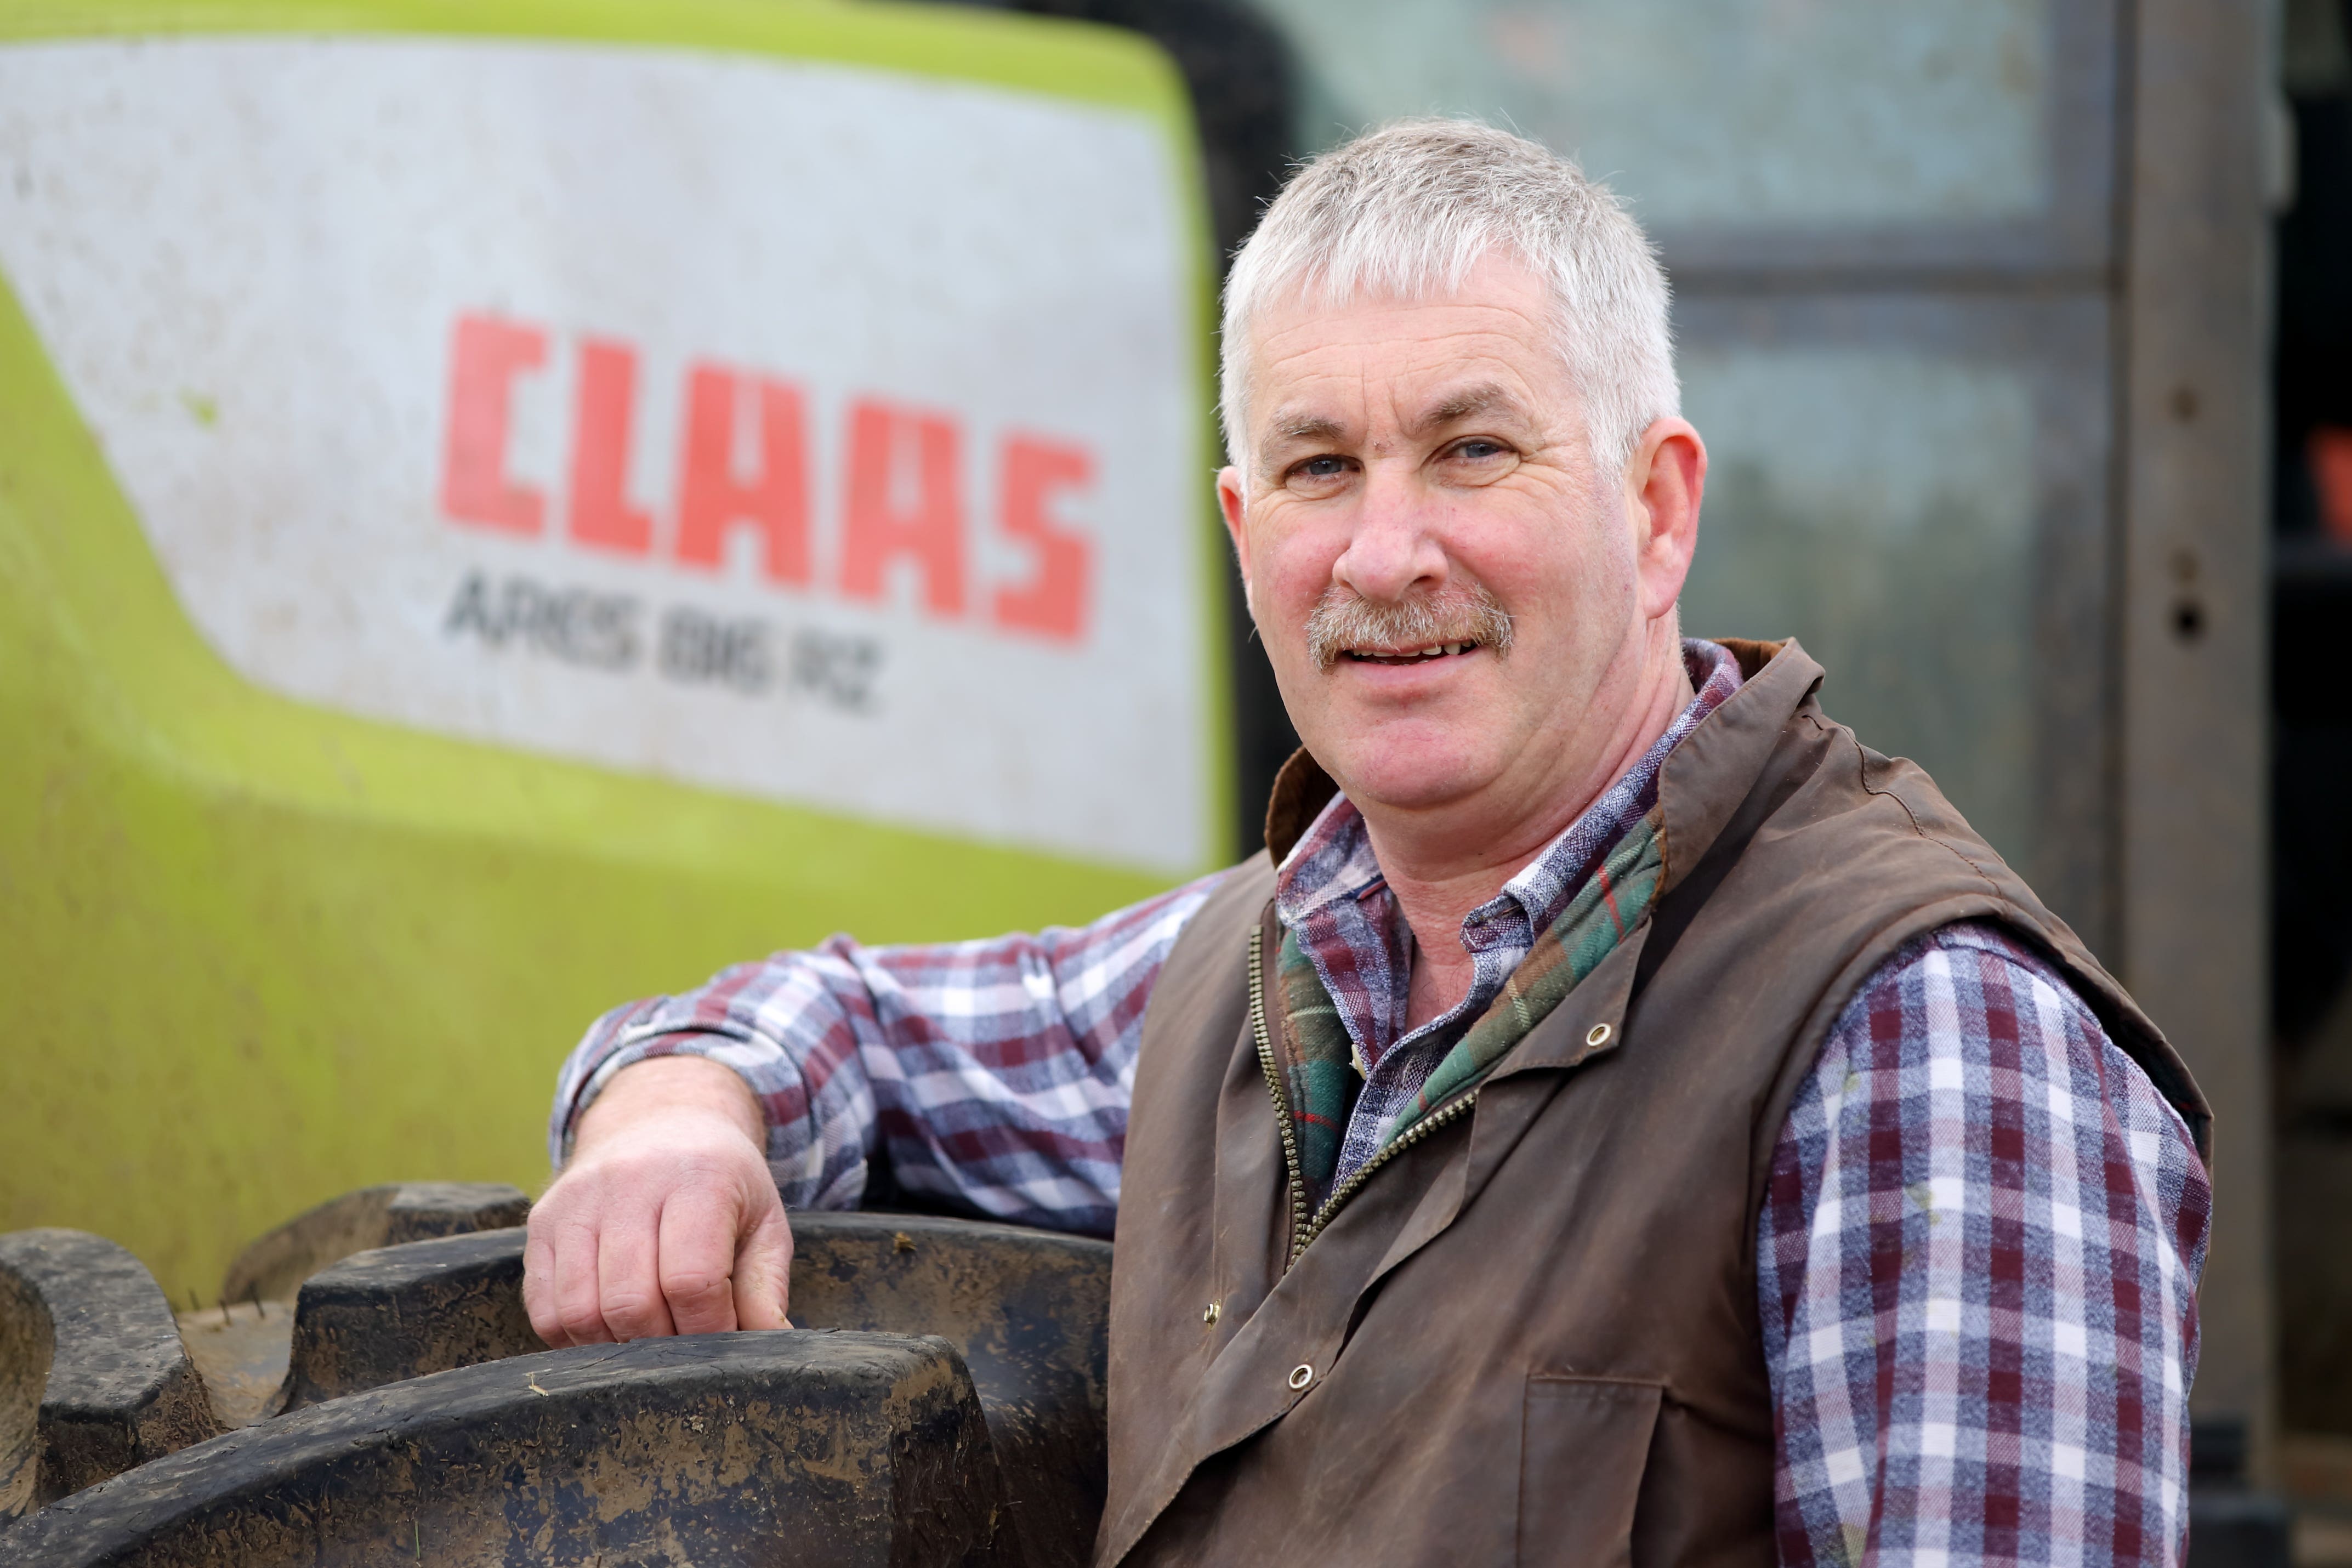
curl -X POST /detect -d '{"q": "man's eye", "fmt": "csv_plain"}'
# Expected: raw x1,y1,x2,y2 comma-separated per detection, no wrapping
1454,439,1509,461
1297,456,1349,479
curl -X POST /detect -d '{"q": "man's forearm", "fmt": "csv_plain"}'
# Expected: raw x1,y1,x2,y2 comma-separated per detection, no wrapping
549,876,1221,1228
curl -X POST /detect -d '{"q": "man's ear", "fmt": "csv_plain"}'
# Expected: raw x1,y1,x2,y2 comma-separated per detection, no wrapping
1622,418,1706,622
1216,465,1254,620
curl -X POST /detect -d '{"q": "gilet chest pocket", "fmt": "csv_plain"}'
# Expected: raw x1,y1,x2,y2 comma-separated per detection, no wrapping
1517,1375,1663,1568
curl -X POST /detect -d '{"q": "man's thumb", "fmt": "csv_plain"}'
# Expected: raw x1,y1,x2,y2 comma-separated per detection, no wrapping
733,1205,795,1331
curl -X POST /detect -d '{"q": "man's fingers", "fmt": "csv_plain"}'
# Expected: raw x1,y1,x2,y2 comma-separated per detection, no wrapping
596,1192,678,1342
734,1202,796,1332
548,1209,619,1347
523,1230,568,1349
656,1185,743,1336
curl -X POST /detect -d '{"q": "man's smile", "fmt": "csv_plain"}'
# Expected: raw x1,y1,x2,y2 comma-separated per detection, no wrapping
1340,640,1486,666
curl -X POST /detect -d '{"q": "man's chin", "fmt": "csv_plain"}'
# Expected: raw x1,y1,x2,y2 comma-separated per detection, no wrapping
1320,736,1508,817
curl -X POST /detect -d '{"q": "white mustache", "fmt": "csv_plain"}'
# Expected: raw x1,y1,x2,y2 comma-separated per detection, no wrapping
1304,585,1515,672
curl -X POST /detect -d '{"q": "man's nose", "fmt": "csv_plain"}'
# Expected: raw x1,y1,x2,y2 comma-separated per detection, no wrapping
1331,464,1448,603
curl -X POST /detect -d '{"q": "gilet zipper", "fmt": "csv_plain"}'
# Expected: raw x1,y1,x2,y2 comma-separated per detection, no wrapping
1248,925,1311,1264
1249,924,1481,1271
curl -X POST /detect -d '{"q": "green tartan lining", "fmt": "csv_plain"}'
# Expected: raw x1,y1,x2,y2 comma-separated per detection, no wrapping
1275,932,1357,1194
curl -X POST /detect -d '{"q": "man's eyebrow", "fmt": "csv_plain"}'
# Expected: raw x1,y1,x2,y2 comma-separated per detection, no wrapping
1264,408,1348,447
1412,383,1527,434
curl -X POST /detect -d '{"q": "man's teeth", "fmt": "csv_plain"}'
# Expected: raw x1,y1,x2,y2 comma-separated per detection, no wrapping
1350,643,1473,662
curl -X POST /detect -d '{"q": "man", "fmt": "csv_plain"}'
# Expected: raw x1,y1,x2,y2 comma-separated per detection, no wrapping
527,121,2211,1564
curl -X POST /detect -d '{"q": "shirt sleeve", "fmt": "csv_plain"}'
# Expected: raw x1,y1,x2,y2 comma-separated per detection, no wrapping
548,871,1225,1236
1758,920,2212,1566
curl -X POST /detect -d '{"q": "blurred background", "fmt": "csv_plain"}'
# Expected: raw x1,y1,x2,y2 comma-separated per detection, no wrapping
0,0,2337,1559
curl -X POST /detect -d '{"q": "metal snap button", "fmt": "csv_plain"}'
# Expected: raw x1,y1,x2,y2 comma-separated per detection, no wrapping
1586,1022,1612,1048
1202,1302,1221,1326
1287,1363,1314,1391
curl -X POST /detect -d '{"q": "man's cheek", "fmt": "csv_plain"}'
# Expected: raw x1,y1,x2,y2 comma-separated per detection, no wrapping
1254,567,1322,656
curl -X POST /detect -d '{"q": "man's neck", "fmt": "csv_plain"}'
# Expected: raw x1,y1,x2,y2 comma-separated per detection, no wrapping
1366,632,1696,1032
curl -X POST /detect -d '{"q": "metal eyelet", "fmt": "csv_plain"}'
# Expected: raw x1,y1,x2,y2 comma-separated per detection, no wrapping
1586,1022,1612,1048
1287,1363,1314,1391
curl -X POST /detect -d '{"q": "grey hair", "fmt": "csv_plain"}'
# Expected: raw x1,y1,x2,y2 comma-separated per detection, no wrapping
1219,118,1678,484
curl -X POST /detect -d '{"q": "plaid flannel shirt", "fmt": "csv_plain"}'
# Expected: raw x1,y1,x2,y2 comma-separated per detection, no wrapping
554,641,2209,1565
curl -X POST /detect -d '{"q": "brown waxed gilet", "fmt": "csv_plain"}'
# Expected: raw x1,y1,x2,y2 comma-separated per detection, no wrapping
1096,639,2209,1568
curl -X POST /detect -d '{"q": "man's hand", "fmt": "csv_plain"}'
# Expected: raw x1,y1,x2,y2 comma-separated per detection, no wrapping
524,1055,794,1347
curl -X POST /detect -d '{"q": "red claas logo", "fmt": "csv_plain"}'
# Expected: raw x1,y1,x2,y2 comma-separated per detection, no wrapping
437,312,1093,642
